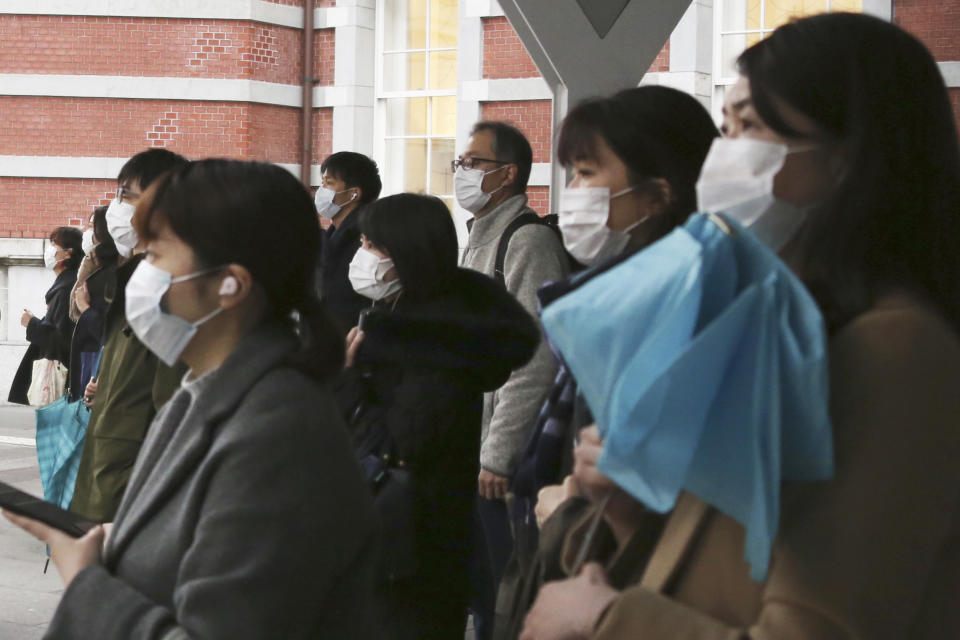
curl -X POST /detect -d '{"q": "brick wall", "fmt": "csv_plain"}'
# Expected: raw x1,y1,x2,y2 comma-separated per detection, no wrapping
480,101,553,163
0,17,304,85
649,40,670,73
313,28,336,85
482,16,541,79
0,178,116,237
526,186,550,214
0,98,259,158
311,108,334,165
895,0,960,127
0,9,338,239
895,0,960,59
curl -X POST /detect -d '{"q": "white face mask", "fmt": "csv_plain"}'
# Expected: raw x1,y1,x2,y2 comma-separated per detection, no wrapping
454,165,506,213
696,138,812,253
125,260,224,367
348,247,403,301
558,186,642,266
105,197,138,258
43,243,60,270
81,228,97,256
314,187,357,220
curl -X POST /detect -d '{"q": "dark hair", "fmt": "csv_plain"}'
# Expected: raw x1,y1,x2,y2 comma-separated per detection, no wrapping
133,159,344,379
738,13,960,332
320,152,383,205
117,148,189,191
471,121,534,193
50,226,84,271
91,205,119,264
358,193,459,301
558,86,719,244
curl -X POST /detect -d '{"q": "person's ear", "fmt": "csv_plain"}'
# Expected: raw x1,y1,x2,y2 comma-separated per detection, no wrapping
636,178,673,219
350,187,362,203
501,164,518,189
218,264,254,310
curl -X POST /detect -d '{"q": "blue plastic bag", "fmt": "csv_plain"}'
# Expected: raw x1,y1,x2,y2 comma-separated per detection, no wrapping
540,213,833,580
36,397,91,510
35,350,101,511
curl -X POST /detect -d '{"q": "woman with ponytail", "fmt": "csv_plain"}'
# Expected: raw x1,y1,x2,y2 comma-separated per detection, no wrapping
3,159,379,639
340,192,540,639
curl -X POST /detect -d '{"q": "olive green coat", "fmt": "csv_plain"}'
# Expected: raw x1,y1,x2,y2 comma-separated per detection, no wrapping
70,255,186,522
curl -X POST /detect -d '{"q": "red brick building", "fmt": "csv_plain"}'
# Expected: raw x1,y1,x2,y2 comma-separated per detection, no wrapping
0,0,958,392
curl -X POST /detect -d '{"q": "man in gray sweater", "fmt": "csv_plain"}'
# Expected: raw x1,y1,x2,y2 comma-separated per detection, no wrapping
457,121,569,638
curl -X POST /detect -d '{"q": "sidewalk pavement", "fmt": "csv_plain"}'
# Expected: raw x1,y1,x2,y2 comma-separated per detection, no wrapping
0,405,61,640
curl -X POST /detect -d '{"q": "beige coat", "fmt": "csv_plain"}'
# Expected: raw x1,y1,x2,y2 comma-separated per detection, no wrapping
590,291,960,639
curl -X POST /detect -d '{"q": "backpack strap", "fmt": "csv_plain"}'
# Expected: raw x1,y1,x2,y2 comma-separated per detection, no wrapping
494,212,557,287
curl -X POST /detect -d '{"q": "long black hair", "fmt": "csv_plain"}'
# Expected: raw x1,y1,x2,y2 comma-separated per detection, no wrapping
91,205,119,264
358,193,459,301
134,159,344,379
557,85,719,244
738,12,960,331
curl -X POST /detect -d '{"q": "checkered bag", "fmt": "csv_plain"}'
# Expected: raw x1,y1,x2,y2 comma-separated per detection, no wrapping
35,396,91,510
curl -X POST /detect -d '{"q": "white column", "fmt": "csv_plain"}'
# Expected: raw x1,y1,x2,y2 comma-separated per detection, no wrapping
640,0,713,111
330,0,376,157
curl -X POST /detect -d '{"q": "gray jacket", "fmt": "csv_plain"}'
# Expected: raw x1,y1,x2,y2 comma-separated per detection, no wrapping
461,194,569,476
45,326,379,640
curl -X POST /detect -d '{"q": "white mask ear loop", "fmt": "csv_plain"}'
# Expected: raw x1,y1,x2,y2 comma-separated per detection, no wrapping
609,185,649,232
483,164,509,197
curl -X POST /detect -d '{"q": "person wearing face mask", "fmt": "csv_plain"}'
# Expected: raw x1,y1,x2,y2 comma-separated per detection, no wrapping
69,148,190,524
8,227,85,405
65,205,120,402
519,13,960,640
457,121,570,639
337,193,539,640
493,86,718,639
313,151,383,336
3,159,379,639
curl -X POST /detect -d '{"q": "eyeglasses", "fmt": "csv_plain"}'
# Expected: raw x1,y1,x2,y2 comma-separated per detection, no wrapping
450,156,507,172
116,185,142,203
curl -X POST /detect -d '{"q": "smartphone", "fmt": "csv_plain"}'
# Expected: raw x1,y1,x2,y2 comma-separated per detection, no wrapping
358,308,371,332
0,481,98,538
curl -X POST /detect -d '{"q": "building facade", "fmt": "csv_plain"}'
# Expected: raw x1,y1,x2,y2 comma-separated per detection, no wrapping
0,0,957,396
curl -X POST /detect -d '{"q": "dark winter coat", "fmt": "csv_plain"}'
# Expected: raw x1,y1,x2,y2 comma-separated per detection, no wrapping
316,210,370,336
8,267,78,405
339,268,540,640
67,261,117,401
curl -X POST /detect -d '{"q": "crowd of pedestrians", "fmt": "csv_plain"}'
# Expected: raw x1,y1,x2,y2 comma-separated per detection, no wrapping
1,12,958,640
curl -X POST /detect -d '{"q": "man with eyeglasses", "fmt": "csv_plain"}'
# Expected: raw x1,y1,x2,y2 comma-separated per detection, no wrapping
70,148,190,524
456,121,569,640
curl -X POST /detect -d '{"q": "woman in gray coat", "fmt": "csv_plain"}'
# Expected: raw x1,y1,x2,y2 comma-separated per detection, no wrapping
3,159,379,639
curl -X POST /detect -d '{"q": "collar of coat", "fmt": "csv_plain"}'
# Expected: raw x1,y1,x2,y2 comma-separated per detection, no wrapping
465,193,531,249
46,266,78,302
356,268,540,392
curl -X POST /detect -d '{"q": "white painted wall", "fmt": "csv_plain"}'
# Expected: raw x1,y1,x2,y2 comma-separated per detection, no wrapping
0,240,55,404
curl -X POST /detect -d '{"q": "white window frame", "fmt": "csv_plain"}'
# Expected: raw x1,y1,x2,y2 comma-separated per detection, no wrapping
711,0,868,118
374,0,458,202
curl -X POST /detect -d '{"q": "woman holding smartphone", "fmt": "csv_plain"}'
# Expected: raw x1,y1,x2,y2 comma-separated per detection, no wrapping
3,159,379,639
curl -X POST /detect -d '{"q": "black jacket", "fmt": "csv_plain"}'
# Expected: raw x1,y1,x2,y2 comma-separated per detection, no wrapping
339,268,540,639
67,261,118,401
316,210,370,336
8,267,78,404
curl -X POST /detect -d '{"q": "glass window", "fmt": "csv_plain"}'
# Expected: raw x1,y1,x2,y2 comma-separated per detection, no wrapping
716,0,862,82
378,0,458,206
